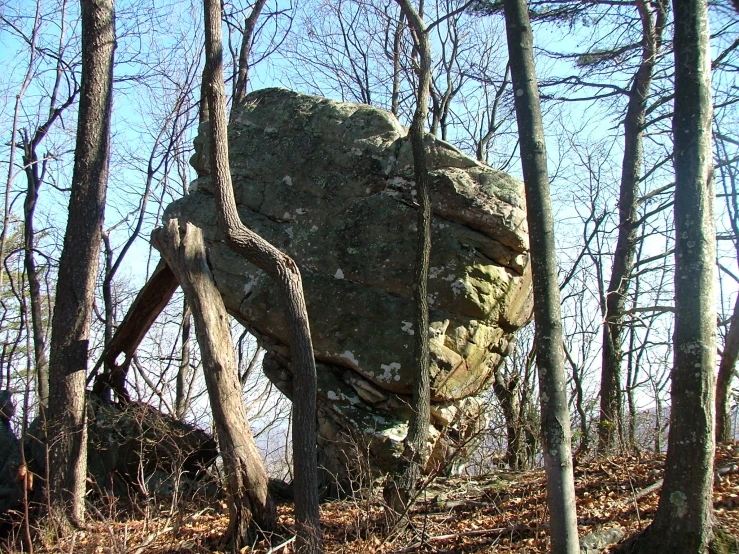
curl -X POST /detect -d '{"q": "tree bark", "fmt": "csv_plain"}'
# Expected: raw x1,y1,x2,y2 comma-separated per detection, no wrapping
716,293,739,443
493,371,522,469
175,299,193,420
232,0,268,109
629,0,716,550
380,0,432,515
598,0,667,454
21,137,50,409
92,259,179,403
46,0,115,526
152,219,276,549
201,0,322,549
502,0,579,552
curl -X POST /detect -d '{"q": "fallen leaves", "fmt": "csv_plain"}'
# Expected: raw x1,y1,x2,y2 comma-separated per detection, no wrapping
26,444,739,553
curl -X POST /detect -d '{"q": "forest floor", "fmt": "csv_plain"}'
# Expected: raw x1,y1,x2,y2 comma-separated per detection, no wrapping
24,444,739,553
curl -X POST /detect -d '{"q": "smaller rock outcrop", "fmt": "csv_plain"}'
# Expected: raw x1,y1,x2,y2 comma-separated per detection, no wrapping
25,397,218,498
0,393,22,522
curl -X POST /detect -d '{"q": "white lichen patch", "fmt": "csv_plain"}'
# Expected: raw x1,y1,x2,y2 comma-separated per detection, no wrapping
378,422,408,442
669,490,688,518
379,362,401,382
429,266,444,279
401,321,414,335
351,147,362,156
387,176,410,187
265,126,277,133
451,278,466,296
340,350,359,367
326,390,340,401
334,268,345,279
295,208,307,215
285,226,294,238
443,273,456,282
243,275,259,295
310,225,319,233
282,175,293,186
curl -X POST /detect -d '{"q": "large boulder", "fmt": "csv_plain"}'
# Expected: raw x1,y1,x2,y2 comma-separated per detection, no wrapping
168,88,533,488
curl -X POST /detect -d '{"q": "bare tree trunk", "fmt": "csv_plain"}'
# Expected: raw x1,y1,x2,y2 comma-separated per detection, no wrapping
501,0,579,551
175,299,192,420
21,138,50,409
46,0,115,526
153,220,276,548
598,0,667,454
201,0,322,549
391,12,405,117
629,0,716,550
492,371,522,469
93,260,179,403
380,0,432,515
232,0,268,108
717,293,739,443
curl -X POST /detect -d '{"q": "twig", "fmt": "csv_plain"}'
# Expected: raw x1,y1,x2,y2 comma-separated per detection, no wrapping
265,535,296,553
130,507,211,554
633,479,663,501
388,523,535,554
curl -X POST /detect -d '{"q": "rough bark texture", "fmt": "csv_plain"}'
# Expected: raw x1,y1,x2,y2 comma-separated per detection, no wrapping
717,293,739,443
382,0,432,514
46,0,115,525
598,0,667,454
201,0,322,549
93,260,179,402
629,0,716,550
152,220,276,548
492,371,522,469
175,300,192,421
502,0,580,552
231,0,267,109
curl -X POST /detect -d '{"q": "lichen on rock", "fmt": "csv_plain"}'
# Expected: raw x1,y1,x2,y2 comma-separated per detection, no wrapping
171,88,533,491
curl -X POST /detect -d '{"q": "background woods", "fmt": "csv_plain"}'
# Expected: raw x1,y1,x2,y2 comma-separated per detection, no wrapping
0,0,736,552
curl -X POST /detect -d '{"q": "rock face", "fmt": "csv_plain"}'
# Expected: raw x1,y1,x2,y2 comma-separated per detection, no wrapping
168,88,533,488
25,398,218,498
0,393,22,522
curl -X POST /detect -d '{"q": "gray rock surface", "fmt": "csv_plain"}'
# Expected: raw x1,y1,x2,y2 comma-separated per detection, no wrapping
0,393,22,520
579,527,626,553
169,88,533,487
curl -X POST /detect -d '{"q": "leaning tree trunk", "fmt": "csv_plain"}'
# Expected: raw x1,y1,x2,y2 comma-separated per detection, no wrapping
716,293,739,443
47,0,115,526
381,0,433,515
598,0,667,455
201,0,322,550
629,0,716,550
152,220,276,548
502,0,580,552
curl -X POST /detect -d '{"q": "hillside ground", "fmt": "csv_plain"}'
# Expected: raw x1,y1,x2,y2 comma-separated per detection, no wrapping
17,444,739,553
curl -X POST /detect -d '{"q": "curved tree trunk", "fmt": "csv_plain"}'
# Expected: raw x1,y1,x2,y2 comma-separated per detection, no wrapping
152,220,276,548
629,0,716,550
201,0,322,549
47,0,115,525
502,0,579,551
381,0,432,515
598,0,667,454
